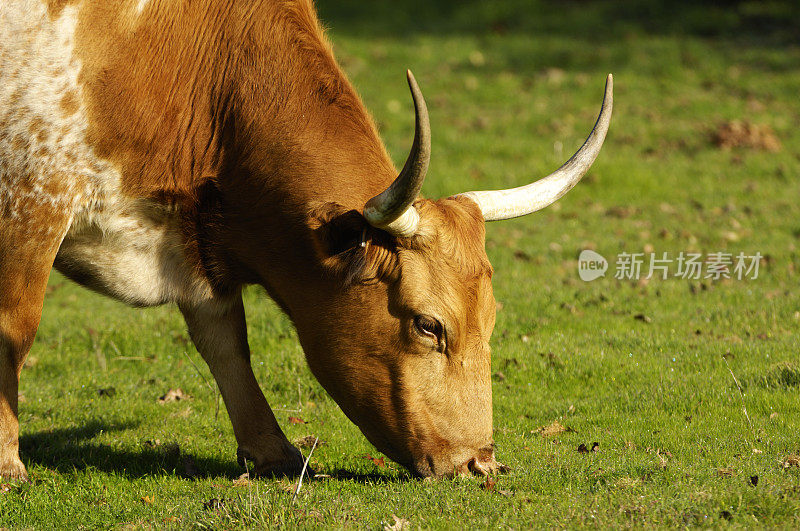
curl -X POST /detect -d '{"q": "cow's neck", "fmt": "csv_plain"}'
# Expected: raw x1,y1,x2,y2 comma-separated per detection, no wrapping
68,0,397,306
202,97,399,308
185,3,400,306
224,3,399,209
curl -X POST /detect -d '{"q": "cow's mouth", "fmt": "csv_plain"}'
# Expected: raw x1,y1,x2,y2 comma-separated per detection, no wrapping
409,445,507,478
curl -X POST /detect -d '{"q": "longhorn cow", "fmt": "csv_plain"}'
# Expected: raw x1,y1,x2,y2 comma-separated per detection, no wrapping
0,0,612,479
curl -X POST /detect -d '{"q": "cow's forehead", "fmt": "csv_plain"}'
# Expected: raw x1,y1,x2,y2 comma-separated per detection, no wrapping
412,197,492,280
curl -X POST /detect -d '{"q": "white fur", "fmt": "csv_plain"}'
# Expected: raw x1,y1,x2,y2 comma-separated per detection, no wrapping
0,1,107,235
0,1,216,307
135,0,150,15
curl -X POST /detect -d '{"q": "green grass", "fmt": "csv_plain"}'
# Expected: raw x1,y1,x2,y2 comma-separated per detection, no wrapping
3,0,800,527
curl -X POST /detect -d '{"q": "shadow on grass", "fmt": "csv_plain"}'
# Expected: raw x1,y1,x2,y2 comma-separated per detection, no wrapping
319,0,800,48
20,420,242,479
19,422,414,482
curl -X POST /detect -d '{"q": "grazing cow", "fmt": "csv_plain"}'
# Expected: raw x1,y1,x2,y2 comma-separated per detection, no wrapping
0,0,612,480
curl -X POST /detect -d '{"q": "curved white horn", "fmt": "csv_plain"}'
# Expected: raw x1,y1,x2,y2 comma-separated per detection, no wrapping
363,70,431,237
457,74,613,221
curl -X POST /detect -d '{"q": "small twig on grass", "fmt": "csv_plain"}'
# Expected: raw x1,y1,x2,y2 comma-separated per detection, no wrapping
724,357,755,444
297,380,303,411
245,459,252,522
292,437,318,504
108,340,122,357
91,334,107,372
272,407,302,413
181,350,221,421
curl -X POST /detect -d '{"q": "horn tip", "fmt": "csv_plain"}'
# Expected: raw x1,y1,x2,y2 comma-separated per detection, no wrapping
406,69,417,86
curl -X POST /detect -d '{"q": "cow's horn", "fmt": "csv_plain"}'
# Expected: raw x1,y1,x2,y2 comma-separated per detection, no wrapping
363,70,431,237
457,74,613,221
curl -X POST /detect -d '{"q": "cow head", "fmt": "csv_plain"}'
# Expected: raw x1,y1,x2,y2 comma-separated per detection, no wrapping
289,72,613,477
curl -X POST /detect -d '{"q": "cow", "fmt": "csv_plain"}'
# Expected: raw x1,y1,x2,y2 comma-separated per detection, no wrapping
0,0,612,480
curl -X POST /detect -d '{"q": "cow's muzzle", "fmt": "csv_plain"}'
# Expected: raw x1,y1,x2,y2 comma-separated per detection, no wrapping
413,444,510,478
455,445,509,477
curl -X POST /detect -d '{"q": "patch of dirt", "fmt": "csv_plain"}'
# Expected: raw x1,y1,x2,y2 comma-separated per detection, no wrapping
158,388,190,404
384,515,410,531
605,206,640,219
294,435,325,449
535,420,574,438
779,455,800,469
712,120,781,152
233,473,251,487
717,467,735,478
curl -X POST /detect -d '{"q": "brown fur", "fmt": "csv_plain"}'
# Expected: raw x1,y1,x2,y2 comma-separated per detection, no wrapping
58,91,80,117
46,0,78,19
0,0,500,479
73,0,394,206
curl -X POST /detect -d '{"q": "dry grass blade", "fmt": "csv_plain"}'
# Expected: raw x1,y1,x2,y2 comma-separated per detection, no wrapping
723,357,754,444
181,350,221,420
292,437,319,504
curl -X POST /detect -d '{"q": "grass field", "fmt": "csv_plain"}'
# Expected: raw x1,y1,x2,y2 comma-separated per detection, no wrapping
2,0,800,528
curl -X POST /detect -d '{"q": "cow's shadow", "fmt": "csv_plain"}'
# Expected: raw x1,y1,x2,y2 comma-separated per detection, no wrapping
19,421,408,483
20,420,243,480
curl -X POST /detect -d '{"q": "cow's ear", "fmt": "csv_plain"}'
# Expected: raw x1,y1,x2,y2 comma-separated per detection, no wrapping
307,202,398,283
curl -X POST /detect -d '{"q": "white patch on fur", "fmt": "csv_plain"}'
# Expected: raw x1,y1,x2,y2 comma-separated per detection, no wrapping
134,0,149,16
56,198,218,307
0,1,107,235
1,1,216,307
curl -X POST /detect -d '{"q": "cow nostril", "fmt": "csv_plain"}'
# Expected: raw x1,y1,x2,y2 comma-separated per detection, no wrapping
426,455,435,476
467,457,489,476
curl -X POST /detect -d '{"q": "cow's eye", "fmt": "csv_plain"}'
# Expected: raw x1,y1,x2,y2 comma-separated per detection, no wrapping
414,315,443,344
